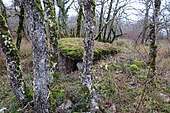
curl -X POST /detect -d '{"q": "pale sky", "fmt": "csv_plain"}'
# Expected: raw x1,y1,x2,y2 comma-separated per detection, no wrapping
1,0,130,22
2,0,12,6
2,0,167,21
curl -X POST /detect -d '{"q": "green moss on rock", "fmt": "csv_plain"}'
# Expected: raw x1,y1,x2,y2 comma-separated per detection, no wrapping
131,60,145,68
58,38,120,61
130,64,139,72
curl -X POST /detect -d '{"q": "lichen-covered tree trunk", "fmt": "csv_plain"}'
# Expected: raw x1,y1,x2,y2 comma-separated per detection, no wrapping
22,0,50,112
43,0,58,79
82,0,99,112
16,3,24,50
76,0,83,37
0,14,28,101
148,0,161,83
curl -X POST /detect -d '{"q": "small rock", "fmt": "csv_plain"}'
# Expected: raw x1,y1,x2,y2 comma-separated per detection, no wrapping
0,107,6,113
153,110,158,113
59,100,72,110
105,64,108,70
115,71,123,74
76,62,84,70
110,104,116,113
159,92,170,103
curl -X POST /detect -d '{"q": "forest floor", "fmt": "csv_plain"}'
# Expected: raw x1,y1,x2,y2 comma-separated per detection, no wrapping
0,38,170,113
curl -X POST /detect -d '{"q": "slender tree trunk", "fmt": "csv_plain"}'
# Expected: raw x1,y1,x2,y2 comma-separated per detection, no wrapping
0,14,28,101
22,0,50,112
97,0,105,41
106,0,119,42
103,0,113,42
16,3,24,50
56,0,72,37
43,0,58,80
148,0,161,83
76,0,83,37
141,0,150,44
82,0,99,112
60,2,67,30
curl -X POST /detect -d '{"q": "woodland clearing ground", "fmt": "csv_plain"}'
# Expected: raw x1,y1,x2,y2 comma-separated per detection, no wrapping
0,38,170,112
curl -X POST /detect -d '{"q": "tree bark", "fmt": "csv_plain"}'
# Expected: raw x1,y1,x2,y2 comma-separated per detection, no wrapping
76,0,83,37
148,0,161,83
43,0,58,80
82,0,99,112
22,0,50,112
0,14,28,101
16,3,24,50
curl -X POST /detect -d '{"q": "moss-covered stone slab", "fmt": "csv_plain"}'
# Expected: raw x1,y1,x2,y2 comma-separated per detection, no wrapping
58,38,120,73
58,38,120,60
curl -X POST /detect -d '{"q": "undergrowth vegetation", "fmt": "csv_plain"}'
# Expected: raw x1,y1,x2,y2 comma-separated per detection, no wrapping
0,38,170,112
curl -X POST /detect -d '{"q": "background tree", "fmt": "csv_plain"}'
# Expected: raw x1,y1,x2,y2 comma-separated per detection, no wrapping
159,1,170,39
56,0,74,37
141,0,151,44
22,0,50,112
102,0,113,42
105,0,126,42
95,0,129,43
97,0,108,41
16,3,24,50
76,0,83,37
134,0,152,44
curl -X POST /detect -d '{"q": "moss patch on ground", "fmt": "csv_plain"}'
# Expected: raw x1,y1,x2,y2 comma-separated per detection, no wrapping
58,38,120,60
